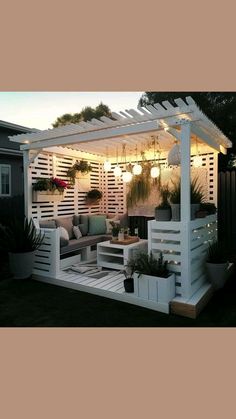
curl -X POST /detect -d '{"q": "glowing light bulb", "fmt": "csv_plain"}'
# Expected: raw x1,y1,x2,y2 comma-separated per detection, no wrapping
122,171,133,183
150,166,160,178
104,160,111,172
193,155,202,168
132,164,142,175
113,165,122,177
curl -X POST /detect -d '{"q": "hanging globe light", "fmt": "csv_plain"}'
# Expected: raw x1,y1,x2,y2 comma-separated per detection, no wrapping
132,163,142,175
151,165,160,178
193,155,202,168
123,171,133,183
104,160,111,172
114,165,122,177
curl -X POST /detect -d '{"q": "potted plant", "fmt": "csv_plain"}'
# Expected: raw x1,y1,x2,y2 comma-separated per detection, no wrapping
169,180,181,221
110,221,121,240
155,185,171,221
199,202,216,215
127,251,175,305
0,218,44,279
85,189,103,206
67,159,92,184
123,267,134,293
169,177,205,221
32,177,68,202
206,240,229,290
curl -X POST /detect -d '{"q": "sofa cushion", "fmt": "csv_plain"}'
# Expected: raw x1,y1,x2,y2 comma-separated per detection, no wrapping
39,220,57,229
73,215,80,226
80,214,89,235
88,215,106,235
55,216,74,239
59,226,70,247
60,235,111,255
73,225,82,239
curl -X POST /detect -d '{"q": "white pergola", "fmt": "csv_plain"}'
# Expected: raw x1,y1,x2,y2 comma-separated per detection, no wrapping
10,96,232,315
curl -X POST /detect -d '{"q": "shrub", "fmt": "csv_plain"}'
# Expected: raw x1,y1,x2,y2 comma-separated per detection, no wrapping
127,251,169,278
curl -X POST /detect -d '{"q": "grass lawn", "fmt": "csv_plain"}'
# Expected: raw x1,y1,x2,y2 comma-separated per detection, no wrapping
0,259,236,326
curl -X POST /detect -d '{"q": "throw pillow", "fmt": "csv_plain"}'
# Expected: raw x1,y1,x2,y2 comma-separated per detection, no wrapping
55,216,74,239
73,225,82,240
73,214,80,226
78,223,87,236
59,226,69,247
39,220,57,229
88,215,107,235
80,214,89,235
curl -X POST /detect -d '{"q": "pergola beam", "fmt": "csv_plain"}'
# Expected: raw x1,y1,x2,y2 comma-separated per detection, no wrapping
191,123,224,153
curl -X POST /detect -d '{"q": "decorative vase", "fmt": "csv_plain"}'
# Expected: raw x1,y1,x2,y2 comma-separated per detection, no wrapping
155,207,171,221
8,251,35,279
118,231,124,241
170,204,180,221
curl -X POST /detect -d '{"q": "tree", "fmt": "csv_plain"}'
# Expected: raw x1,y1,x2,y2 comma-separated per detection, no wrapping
52,102,112,128
139,92,236,169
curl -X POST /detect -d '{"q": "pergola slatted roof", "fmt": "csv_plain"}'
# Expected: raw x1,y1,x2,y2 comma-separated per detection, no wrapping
9,97,232,157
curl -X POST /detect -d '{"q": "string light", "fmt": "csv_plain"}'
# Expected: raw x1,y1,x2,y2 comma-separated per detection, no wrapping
133,145,142,175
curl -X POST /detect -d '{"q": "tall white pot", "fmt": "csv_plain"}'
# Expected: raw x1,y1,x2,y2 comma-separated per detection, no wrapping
8,251,35,279
206,262,229,290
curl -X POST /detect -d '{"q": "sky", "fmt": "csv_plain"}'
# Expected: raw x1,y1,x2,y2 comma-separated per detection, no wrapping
0,92,143,130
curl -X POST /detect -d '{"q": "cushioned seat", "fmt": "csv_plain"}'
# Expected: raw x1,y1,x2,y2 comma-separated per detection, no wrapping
60,234,112,255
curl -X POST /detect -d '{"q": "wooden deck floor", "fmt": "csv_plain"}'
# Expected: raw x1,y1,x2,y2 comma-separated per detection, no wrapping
34,269,170,313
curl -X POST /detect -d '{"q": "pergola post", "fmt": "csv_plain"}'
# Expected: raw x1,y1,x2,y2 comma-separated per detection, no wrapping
180,121,192,298
23,150,32,219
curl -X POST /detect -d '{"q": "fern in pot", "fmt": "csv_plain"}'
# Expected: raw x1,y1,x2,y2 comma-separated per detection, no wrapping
155,185,171,221
126,252,175,305
206,241,229,290
0,218,44,279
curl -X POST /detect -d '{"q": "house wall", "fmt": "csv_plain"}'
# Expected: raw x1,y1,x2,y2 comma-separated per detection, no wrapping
0,155,23,196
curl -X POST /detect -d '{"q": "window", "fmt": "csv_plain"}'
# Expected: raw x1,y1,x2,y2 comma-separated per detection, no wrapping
0,165,11,196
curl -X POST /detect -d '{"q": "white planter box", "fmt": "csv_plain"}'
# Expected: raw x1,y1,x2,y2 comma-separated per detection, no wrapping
134,272,176,304
32,190,64,203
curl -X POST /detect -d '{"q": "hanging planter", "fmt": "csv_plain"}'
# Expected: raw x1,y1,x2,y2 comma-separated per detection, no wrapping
32,177,67,203
67,160,92,184
85,189,103,206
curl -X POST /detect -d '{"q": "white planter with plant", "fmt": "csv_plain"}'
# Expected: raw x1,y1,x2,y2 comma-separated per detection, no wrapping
127,252,176,311
206,241,229,290
32,177,68,203
169,177,205,221
0,218,44,279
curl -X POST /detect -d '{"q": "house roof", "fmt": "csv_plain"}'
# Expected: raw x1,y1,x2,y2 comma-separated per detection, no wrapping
8,97,232,156
0,120,38,133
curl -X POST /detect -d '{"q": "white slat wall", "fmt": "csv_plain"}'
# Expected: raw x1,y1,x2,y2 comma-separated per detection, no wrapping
30,152,103,220
103,162,127,215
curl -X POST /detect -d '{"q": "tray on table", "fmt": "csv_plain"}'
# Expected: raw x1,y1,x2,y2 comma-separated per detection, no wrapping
110,236,139,245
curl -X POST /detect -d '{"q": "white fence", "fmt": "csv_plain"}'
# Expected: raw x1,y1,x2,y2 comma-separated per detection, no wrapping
148,215,217,299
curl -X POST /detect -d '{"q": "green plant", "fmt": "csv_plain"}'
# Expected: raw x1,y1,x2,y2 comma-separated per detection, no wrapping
156,185,170,209
0,218,44,253
86,189,103,200
191,177,205,204
127,159,152,208
33,177,68,192
206,240,227,264
169,177,205,204
67,160,92,184
169,179,181,204
200,202,216,214
110,221,121,237
127,251,169,278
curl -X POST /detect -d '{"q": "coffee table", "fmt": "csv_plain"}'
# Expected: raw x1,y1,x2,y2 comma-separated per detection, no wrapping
97,239,148,270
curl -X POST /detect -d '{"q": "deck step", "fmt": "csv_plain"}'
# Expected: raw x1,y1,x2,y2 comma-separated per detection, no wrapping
170,283,213,319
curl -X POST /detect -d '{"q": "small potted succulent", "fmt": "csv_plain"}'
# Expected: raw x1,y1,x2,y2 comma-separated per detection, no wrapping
110,221,121,240
0,218,44,279
85,189,103,206
155,185,171,221
206,240,229,290
123,267,134,293
32,177,68,202
67,159,92,184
